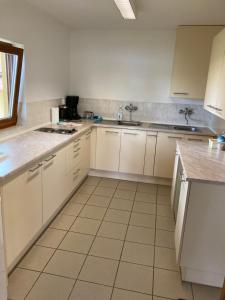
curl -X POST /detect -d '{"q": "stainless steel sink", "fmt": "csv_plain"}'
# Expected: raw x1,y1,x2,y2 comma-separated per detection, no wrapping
173,125,198,132
149,123,198,132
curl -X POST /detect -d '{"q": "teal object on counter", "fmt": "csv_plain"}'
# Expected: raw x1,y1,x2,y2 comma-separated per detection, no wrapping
217,134,225,143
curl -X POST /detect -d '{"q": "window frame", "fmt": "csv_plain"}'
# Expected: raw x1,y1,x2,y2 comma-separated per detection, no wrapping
0,41,24,129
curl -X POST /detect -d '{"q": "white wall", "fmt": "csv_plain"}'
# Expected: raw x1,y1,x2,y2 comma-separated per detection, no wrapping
70,30,176,103
0,0,70,102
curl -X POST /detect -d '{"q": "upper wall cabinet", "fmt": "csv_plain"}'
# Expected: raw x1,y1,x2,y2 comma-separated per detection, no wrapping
204,28,225,120
170,26,223,100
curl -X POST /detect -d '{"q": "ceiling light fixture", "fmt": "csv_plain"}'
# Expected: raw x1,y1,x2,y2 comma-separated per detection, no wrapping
114,0,136,20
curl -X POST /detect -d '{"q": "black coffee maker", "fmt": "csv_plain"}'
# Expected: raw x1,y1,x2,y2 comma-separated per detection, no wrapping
59,96,81,121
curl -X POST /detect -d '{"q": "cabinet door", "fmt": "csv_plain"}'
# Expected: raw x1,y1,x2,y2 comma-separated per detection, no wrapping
119,130,146,175
204,28,225,118
42,147,67,224
171,26,223,99
175,180,189,263
80,130,91,179
96,127,121,172
2,164,42,269
154,133,184,178
144,133,157,176
90,128,97,169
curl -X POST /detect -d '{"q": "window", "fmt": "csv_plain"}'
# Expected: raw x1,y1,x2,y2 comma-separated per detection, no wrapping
0,41,23,129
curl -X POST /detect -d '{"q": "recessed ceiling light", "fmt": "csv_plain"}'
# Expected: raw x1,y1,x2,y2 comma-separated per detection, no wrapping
114,0,136,20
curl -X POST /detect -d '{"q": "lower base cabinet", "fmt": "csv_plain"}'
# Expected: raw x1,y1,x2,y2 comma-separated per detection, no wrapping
2,164,43,269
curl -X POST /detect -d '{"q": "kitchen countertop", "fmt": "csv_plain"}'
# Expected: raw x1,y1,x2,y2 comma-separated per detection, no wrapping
0,120,215,183
177,140,225,184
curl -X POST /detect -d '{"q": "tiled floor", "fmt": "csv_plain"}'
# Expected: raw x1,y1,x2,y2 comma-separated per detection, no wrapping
8,176,222,300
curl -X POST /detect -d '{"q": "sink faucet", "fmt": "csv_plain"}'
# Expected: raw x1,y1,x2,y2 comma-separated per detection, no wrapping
125,103,138,121
179,107,193,125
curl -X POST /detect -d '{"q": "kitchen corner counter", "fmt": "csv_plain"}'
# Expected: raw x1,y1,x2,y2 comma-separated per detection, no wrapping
177,140,225,184
0,124,92,183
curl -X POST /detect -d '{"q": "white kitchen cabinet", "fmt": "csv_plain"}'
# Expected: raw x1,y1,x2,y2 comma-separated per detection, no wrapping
96,127,121,172
154,132,184,178
174,172,225,287
119,129,146,175
171,26,223,99
144,133,157,176
2,163,42,269
204,28,225,119
90,128,97,169
80,130,91,178
42,147,67,224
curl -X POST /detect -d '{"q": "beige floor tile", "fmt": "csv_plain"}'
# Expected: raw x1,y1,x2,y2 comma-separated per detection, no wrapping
36,228,66,248
62,202,84,216
59,232,94,254
137,183,157,194
156,216,175,231
70,217,101,235
157,195,171,206
90,236,123,260
192,283,221,300
155,230,175,249
115,261,153,294
135,192,156,203
122,242,154,266
79,205,107,220
130,212,155,228
50,214,76,230
26,273,74,300
117,181,137,191
70,193,90,204
112,288,152,300
154,246,179,271
114,189,135,200
126,225,155,245
87,194,111,207
157,185,171,196
77,184,96,194
99,178,119,188
153,297,168,300
69,281,112,300
98,221,127,240
44,249,85,279
104,209,131,224
157,205,173,218
84,176,101,186
93,186,116,197
154,268,193,300
110,198,133,211
19,246,54,272
8,268,40,300
133,202,156,215
78,256,119,286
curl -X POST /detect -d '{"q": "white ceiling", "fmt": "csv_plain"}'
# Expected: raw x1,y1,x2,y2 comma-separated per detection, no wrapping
25,0,225,30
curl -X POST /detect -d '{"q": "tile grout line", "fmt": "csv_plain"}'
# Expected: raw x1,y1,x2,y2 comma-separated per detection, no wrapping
152,184,159,298
109,181,138,300
66,177,120,300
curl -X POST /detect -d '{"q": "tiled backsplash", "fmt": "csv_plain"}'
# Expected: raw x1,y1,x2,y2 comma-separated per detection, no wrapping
0,99,61,140
78,98,224,129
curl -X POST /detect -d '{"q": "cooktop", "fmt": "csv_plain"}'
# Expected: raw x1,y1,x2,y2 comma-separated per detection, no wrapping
35,127,77,135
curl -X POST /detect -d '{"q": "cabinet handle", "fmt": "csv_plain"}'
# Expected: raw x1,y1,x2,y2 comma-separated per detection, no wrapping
105,131,119,134
124,132,138,135
207,105,222,112
187,138,203,142
73,174,79,181
73,153,79,159
29,163,42,173
74,147,81,153
168,136,183,139
73,143,80,148
173,92,189,95
45,154,56,162
86,131,91,136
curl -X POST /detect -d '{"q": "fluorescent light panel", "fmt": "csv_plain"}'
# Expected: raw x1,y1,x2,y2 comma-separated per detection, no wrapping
114,0,136,19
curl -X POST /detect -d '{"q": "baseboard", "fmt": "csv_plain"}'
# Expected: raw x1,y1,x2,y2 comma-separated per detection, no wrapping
89,169,171,186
